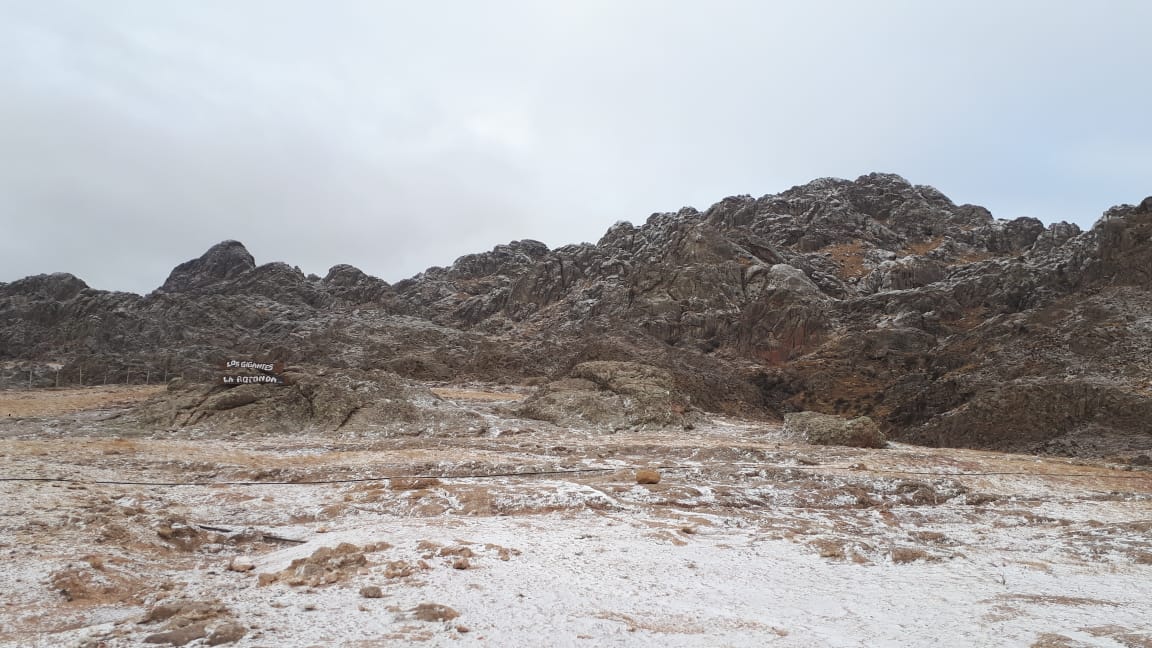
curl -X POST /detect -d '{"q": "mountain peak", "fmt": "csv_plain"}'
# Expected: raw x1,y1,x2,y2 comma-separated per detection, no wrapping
156,240,256,294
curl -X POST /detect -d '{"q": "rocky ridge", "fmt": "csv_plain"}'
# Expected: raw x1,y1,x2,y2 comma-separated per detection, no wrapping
3,173,1150,456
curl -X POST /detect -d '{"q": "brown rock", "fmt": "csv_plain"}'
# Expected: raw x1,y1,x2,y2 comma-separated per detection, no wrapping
142,601,226,625
784,412,887,449
205,622,247,646
413,603,459,622
227,557,255,573
452,557,470,570
143,623,208,646
636,469,661,485
359,585,383,599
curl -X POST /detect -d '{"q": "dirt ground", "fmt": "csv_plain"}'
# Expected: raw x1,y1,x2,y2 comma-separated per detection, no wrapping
2,386,1151,647
0,385,163,418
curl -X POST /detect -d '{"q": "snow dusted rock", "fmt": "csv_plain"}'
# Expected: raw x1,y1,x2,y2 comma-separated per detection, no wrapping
125,367,482,435
156,240,256,294
784,412,887,449
360,585,384,599
142,624,208,646
5,178,1152,457
412,603,459,623
205,622,247,646
322,263,392,304
140,600,239,646
227,556,255,572
515,361,704,430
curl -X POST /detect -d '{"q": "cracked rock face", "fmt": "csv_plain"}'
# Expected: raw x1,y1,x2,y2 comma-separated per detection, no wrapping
125,367,480,435
514,361,705,431
3,173,1151,457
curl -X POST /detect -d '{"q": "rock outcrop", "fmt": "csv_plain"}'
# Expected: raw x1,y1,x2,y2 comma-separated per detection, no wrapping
157,240,256,294
127,367,481,435
783,412,887,448
4,173,1151,456
514,361,704,430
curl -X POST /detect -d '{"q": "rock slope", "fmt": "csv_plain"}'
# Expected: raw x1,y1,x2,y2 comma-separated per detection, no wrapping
3,173,1150,456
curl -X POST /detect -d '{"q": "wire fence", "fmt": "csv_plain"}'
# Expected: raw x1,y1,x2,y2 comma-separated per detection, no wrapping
2,462,1149,488
12,365,228,389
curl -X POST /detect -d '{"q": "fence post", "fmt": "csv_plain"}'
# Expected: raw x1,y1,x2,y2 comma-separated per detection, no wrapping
79,367,83,386
28,370,32,389
146,371,150,385
56,369,60,388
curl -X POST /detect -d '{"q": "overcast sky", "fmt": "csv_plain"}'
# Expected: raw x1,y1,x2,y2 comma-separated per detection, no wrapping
2,1,1150,294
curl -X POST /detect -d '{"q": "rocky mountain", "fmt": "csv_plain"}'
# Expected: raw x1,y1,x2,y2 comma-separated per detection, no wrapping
3,173,1150,457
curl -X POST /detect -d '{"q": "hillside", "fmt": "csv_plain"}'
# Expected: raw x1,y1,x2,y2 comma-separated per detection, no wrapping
3,173,1151,456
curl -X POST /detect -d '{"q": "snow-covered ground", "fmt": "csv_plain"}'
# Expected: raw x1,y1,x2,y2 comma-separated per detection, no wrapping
2,388,1151,647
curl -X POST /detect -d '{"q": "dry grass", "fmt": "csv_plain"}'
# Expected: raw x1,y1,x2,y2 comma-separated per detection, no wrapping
389,477,443,491
809,538,846,559
955,251,998,265
949,305,990,332
1083,625,1152,648
1029,633,1084,648
42,558,159,616
903,236,945,257
1013,560,1054,573
995,594,1120,608
822,241,869,281
890,547,933,563
594,611,782,635
0,385,163,417
909,530,948,543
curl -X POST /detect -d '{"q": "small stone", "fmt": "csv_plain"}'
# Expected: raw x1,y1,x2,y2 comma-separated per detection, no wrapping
456,625,470,633
412,603,459,622
359,585,383,599
452,558,470,570
636,469,661,485
256,573,277,586
205,622,246,646
227,557,255,573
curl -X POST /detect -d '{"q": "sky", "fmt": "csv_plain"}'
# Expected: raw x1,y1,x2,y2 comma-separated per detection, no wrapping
1,1,1150,294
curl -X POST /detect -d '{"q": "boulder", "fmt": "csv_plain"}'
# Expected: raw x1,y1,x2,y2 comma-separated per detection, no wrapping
784,412,887,448
515,361,704,430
